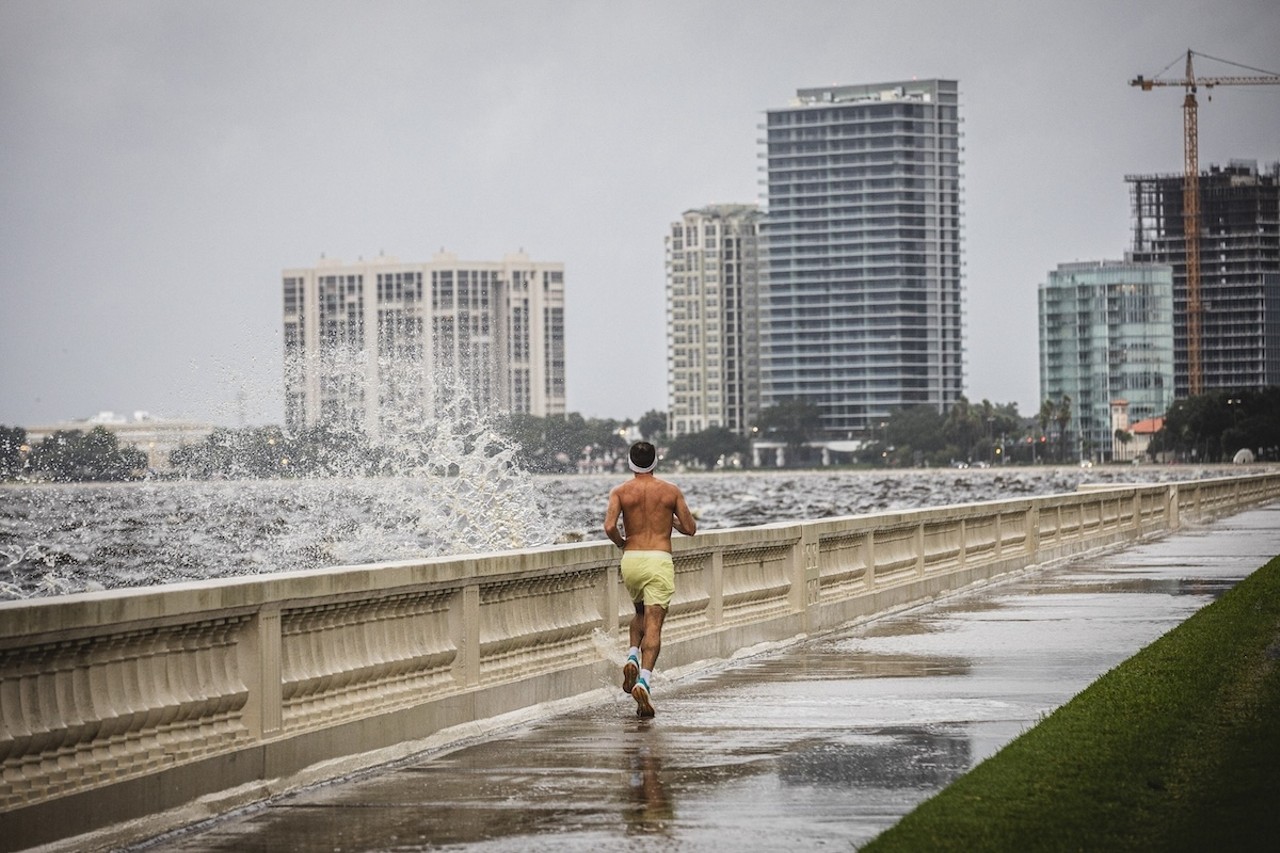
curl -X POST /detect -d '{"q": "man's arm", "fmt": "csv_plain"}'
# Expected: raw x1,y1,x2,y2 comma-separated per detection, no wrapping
672,489,697,537
604,488,627,548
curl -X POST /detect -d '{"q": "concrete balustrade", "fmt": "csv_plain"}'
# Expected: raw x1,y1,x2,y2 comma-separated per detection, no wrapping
1,473,1277,852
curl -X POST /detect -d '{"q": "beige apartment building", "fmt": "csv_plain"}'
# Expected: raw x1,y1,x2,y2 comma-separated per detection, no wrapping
282,251,565,439
666,204,763,438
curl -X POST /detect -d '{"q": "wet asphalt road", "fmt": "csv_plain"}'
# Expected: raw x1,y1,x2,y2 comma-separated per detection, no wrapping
138,504,1280,852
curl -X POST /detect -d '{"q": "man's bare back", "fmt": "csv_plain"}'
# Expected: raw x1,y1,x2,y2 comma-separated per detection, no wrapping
604,474,696,552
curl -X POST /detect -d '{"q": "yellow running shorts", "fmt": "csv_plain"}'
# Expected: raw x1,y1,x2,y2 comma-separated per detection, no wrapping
620,550,676,609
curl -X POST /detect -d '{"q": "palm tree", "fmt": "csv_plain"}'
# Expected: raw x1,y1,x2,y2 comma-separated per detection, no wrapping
1038,399,1054,440
1114,428,1134,462
1054,395,1072,462
1035,399,1055,465
944,396,977,460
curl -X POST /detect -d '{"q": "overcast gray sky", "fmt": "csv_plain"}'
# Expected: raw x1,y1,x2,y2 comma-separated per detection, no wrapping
2,0,1277,429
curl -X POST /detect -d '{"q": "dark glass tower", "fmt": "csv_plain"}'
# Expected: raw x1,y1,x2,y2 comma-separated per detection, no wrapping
761,79,964,437
1128,160,1280,396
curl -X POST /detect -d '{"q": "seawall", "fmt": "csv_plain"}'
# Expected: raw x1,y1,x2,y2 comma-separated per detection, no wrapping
2,473,1278,851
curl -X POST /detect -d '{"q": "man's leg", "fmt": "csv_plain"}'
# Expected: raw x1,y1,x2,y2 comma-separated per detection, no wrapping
631,604,666,717
638,603,666,671
629,601,646,651
623,602,643,692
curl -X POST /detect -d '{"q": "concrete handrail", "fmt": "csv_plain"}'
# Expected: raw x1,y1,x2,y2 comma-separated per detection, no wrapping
2,472,1277,851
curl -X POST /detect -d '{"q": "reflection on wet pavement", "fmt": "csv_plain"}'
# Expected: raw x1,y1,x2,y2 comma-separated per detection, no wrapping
142,505,1280,852
624,744,673,836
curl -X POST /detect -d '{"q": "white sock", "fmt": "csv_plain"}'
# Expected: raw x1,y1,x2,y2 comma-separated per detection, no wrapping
640,668,652,685
628,646,640,661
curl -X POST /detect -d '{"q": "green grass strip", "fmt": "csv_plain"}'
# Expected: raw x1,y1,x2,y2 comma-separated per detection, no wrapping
863,555,1280,853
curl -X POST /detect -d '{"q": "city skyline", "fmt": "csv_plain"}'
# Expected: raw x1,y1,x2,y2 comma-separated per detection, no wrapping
2,1,1278,429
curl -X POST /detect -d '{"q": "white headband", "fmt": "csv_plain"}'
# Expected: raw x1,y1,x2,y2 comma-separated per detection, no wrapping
628,456,657,473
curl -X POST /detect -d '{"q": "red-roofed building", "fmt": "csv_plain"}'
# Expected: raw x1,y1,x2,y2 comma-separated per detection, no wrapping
1127,415,1164,461
1111,399,1165,462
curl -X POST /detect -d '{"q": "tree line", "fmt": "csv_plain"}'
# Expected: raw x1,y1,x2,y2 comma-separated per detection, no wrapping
633,390,1280,469
650,397,1054,469
0,411,669,482
1148,387,1280,463
2,388,1276,482
0,426,148,482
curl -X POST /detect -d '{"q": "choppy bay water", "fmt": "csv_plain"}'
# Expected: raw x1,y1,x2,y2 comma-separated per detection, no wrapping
0,465,1262,600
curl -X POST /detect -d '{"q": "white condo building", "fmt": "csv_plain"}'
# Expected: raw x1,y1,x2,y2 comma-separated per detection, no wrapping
282,251,565,439
666,205,764,438
761,79,965,437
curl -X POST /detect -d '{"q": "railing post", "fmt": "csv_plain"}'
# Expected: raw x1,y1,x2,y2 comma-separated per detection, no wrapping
458,585,480,688
865,529,877,589
238,606,282,740
599,557,620,636
792,527,821,630
915,522,925,577
708,548,724,627
1026,506,1040,557
788,530,805,612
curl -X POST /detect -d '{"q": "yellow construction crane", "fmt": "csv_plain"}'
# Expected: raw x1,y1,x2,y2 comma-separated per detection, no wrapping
1130,49,1280,396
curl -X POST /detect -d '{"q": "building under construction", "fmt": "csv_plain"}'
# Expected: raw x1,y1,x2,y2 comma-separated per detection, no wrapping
1127,160,1280,397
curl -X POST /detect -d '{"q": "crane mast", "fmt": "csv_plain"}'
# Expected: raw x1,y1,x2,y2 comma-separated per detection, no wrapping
1181,52,1202,396
1130,49,1280,397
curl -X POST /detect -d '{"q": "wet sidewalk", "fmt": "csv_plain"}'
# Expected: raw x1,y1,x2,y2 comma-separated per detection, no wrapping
137,504,1280,852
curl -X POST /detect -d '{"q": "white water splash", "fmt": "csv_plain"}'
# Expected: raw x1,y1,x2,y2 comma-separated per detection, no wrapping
0,345,561,599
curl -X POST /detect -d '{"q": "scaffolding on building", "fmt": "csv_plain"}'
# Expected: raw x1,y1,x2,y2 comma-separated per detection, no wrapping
1126,161,1280,397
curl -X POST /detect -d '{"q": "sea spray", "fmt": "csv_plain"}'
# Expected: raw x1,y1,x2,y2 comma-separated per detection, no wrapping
590,626,629,667
0,459,1250,601
0,346,563,599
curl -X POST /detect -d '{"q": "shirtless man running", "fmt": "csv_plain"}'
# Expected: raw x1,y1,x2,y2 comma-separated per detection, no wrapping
604,441,697,717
